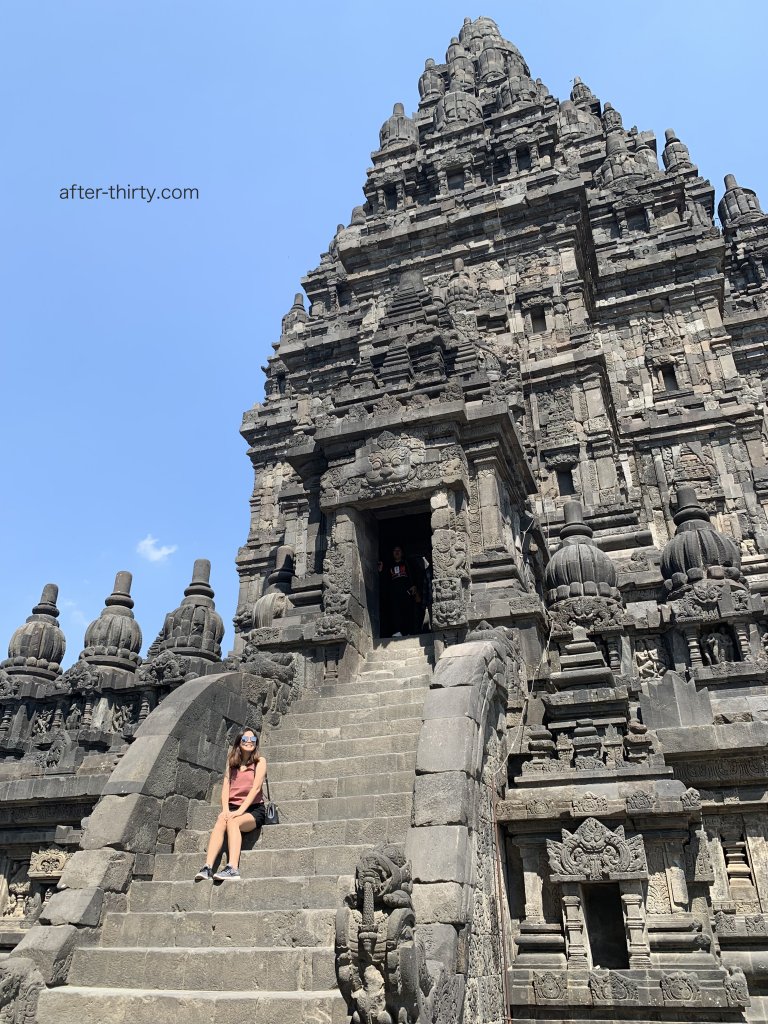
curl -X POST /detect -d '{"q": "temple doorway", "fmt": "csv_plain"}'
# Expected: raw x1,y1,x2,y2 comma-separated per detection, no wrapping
376,506,432,639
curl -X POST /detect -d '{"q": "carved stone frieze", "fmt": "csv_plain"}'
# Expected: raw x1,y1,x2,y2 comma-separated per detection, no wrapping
660,971,701,1004
320,430,468,509
27,847,70,879
572,792,607,815
532,971,567,1002
547,817,648,882
626,791,654,812
724,967,750,1007
589,970,639,1003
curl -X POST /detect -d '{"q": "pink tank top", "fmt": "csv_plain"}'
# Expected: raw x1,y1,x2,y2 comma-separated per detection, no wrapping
229,763,263,806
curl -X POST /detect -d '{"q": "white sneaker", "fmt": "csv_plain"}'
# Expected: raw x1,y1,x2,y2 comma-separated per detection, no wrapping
392,632,403,638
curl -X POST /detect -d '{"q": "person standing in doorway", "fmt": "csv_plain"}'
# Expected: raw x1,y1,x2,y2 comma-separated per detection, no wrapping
378,545,422,637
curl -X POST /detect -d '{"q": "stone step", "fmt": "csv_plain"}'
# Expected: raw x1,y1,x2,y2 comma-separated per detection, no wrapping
360,662,431,677
368,637,434,654
267,732,418,764
261,715,423,746
174,814,409,854
69,944,337,992
186,789,410,831
101,908,337,948
315,674,430,697
187,769,415,810
291,688,427,714
266,750,416,784
272,701,425,729
154,843,372,881
127,874,353,914
38,985,348,1024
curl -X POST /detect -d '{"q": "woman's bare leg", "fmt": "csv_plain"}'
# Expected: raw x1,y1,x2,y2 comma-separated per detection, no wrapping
225,815,257,868
205,812,229,867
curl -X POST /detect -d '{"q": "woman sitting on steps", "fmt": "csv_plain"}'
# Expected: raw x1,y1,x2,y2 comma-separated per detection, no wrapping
195,727,267,882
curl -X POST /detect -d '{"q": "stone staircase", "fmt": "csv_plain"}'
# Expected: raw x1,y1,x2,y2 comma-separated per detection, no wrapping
38,637,434,1024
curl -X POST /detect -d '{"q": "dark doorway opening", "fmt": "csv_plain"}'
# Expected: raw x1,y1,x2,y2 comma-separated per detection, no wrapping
581,883,629,969
377,507,432,638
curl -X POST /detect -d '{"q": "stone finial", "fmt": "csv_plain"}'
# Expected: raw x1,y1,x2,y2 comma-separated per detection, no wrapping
660,487,745,596
718,174,764,227
2,584,66,680
477,34,506,85
185,559,215,600
444,256,477,309
544,501,621,605
446,36,464,63
418,58,444,105
146,560,224,663
81,571,143,669
434,86,482,129
253,546,295,628
559,99,599,139
281,292,309,334
446,44,474,93
571,76,596,106
378,102,418,151
662,128,694,172
634,136,658,174
460,15,502,48
595,132,646,187
601,101,623,133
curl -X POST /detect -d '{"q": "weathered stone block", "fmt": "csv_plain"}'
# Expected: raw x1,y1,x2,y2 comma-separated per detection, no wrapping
421,685,480,723
175,761,211,801
414,922,459,973
405,825,470,883
412,881,469,924
41,886,103,927
133,853,155,878
80,793,161,854
160,793,190,830
157,826,176,847
101,734,179,798
413,771,474,827
10,924,79,985
58,849,134,893
416,717,477,776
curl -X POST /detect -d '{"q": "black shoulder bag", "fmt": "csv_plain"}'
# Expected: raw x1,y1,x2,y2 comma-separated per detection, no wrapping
264,775,280,825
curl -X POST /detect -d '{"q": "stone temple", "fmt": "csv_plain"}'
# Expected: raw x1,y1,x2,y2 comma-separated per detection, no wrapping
2,14,768,1024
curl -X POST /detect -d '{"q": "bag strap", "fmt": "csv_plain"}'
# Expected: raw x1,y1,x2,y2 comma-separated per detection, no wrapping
265,774,272,803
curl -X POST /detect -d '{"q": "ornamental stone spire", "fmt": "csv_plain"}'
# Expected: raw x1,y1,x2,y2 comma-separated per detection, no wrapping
80,571,142,670
146,558,224,666
2,584,65,681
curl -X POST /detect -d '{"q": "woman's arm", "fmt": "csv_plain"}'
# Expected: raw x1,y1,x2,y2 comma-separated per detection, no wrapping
221,767,230,812
231,758,268,816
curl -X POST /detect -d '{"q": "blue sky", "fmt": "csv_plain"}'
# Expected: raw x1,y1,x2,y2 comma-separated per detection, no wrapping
1,1,766,665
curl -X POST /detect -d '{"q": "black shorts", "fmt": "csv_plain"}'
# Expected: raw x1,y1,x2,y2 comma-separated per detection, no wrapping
229,801,266,826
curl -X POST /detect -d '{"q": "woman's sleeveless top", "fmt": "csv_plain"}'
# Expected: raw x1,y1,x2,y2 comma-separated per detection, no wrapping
229,762,263,806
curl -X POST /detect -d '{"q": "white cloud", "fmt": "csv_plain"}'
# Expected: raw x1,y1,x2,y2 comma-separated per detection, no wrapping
136,534,178,563
61,599,88,628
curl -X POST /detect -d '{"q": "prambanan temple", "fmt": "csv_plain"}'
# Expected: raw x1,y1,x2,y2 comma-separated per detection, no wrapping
4,15,768,1024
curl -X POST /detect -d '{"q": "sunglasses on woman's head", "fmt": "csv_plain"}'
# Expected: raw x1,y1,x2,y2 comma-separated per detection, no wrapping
240,736,258,743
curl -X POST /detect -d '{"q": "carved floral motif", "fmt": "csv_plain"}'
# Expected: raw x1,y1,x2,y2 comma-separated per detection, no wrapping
532,971,567,1002
589,970,639,1002
547,817,647,882
724,967,750,1007
572,792,607,815
27,847,70,878
660,971,700,1003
